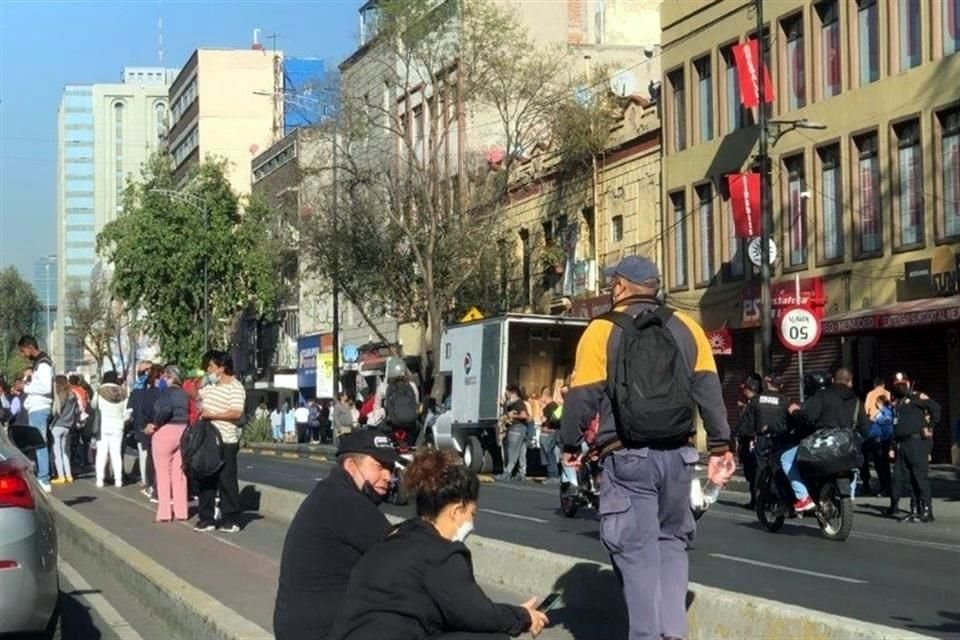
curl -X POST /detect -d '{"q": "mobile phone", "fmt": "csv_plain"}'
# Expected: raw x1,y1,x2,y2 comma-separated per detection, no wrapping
537,593,562,612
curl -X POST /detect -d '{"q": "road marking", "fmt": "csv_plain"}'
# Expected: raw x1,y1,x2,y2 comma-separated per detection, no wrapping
710,553,868,584
479,508,549,524
60,558,146,640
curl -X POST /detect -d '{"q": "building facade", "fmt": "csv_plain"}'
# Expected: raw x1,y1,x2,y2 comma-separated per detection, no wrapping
660,0,960,460
55,69,174,370
167,48,283,195
32,255,58,350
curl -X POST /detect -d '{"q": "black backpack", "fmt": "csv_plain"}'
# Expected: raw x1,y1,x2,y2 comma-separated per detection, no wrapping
600,307,694,447
180,420,224,479
384,380,418,429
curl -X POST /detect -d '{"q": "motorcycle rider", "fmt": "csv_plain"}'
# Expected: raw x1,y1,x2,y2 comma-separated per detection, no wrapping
782,368,870,513
380,357,420,447
886,372,941,523
738,374,790,510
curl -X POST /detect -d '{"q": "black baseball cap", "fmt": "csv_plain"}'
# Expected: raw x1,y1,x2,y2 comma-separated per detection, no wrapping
336,430,400,468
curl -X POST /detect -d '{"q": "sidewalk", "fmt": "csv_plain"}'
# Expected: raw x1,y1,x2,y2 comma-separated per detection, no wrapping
52,477,575,639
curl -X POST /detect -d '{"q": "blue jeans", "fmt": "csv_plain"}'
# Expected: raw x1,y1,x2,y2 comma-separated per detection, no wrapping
28,409,51,483
780,446,809,501
539,430,560,479
561,442,589,486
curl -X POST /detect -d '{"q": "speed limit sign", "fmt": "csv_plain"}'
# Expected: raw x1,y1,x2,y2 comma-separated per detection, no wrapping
778,305,821,352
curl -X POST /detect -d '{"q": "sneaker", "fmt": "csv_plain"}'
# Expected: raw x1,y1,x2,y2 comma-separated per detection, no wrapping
51,477,67,485
39,481,53,494
218,523,241,533
95,481,105,488
193,521,215,532
115,482,123,488
141,487,152,498
794,496,816,513
149,496,159,504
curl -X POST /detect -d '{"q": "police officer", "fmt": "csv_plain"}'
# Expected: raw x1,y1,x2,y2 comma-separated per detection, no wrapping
561,256,734,640
887,372,941,523
733,374,761,508
274,431,399,640
738,374,791,509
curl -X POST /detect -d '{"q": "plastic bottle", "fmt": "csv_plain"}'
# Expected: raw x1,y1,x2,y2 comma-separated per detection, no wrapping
702,480,722,506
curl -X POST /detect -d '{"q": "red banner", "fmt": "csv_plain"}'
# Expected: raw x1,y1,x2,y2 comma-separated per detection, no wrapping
733,39,774,108
727,172,761,238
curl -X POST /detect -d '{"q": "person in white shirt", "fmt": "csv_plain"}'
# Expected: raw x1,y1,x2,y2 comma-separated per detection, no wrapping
294,403,310,444
270,406,284,442
18,335,55,492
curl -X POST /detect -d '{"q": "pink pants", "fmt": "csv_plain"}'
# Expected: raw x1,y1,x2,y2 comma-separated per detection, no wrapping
152,424,188,521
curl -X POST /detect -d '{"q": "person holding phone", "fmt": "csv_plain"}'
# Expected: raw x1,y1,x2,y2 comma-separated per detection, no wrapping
331,449,548,640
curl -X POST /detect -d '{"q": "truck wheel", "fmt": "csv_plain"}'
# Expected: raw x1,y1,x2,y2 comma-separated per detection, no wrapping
463,436,484,474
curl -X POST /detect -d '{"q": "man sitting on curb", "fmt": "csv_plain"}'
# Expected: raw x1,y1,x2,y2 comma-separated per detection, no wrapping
274,430,398,640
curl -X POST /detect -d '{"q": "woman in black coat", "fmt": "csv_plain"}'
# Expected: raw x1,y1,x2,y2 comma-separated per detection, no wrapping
331,450,549,640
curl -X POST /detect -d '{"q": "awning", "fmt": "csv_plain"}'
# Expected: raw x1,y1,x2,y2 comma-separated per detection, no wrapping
822,296,960,335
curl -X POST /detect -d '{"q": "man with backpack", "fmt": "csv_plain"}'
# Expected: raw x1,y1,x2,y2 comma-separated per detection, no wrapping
560,256,733,640
382,358,419,446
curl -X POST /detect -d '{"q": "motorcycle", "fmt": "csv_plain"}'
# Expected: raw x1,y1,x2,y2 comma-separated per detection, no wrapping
382,423,417,506
560,457,600,518
755,451,855,542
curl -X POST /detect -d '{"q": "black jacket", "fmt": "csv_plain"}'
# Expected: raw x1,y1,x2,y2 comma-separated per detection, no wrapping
331,518,530,640
736,391,790,439
274,465,390,640
799,384,870,437
894,391,942,440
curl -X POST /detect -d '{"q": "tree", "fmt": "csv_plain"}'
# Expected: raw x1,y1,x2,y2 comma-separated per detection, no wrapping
302,0,584,396
64,275,123,377
97,155,288,366
0,266,40,363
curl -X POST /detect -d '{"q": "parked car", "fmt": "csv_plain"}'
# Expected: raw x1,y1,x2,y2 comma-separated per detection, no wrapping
0,425,59,636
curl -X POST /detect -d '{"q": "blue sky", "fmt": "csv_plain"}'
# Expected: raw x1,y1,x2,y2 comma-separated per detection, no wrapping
0,0,360,280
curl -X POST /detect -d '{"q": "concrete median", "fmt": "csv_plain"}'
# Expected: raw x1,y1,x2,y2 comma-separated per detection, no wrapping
50,497,272,640
245,480,934,640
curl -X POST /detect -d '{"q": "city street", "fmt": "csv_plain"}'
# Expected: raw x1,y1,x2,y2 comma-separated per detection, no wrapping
238,450,960,638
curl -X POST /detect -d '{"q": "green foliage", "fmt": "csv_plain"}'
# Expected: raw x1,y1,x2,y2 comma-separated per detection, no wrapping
97,155,286,366
241,416,273,446
4,352,30,384
0,266,41,363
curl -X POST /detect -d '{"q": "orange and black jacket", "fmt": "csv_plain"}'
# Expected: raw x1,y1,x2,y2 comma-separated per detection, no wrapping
560,300,731,455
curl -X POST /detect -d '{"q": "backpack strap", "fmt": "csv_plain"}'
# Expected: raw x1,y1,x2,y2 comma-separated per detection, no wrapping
597,310,637,333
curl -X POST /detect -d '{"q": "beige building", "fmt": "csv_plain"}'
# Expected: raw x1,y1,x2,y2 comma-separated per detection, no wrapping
502,99,661,317
167,49,282,194
660,0,960,460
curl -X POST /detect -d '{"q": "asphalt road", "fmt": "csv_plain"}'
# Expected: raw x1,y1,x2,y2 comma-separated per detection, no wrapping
239,451,960,638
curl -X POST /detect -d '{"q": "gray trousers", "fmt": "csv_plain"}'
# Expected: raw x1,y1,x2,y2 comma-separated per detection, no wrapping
599,447,699,640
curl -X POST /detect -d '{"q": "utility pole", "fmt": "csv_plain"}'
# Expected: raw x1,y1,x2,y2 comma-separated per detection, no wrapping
331,110,340,397
756,0,773,376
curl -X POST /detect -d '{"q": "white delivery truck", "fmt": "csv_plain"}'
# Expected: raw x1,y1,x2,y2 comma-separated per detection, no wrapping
428,314,589,473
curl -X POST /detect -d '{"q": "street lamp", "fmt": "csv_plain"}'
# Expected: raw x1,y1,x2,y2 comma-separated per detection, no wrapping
150,188,209,353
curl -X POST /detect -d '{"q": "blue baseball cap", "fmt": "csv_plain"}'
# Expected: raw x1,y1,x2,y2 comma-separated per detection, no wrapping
603,255,660,285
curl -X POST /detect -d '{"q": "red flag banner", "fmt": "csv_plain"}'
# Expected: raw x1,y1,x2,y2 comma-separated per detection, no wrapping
728,172,761,238
733,39,774,108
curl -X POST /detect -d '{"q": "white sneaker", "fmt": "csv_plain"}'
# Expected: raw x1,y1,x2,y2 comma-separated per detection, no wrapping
96,481,105,488
39,481,52,494
115,483,123,488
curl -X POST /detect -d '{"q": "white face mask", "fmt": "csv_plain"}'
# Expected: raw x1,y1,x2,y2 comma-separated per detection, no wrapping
453,519,475,543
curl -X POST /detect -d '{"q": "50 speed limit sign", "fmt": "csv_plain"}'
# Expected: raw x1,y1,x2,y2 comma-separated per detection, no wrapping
778,305,822,352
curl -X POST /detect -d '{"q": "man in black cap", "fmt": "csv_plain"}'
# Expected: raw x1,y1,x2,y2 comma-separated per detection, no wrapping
274,431,399,640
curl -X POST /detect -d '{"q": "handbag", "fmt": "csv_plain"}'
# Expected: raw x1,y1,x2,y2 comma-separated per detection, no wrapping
796,401,864,476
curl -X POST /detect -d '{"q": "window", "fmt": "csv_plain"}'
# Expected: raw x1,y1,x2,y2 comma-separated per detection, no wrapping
668,69,686,152
785,155,807,267
944,0,960,55
816,0,840,98
696,184,715,284
783,14,806,110
899,0,922,70
669,192,688,288
611,215,624,242
721,45,746,132
854,132,882,254
858,0,880,85
819,145,844,261
360,3,381,45
938,107,960,239
894,120,924,247
155,102,167,142
695,56,713,142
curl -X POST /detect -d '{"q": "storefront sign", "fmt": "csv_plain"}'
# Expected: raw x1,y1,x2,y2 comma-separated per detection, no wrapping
823,301,960,335
316,352,335,398
742,277,825,327
297,334,320,390
931,246,960,296
707,328,733,355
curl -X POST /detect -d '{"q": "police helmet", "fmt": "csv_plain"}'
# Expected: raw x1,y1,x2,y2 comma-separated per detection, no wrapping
803,372,832,399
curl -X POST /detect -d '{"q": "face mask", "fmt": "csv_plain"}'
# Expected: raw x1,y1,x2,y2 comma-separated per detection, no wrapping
206,373,220,385
453,519,474,543
361,481,385,506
